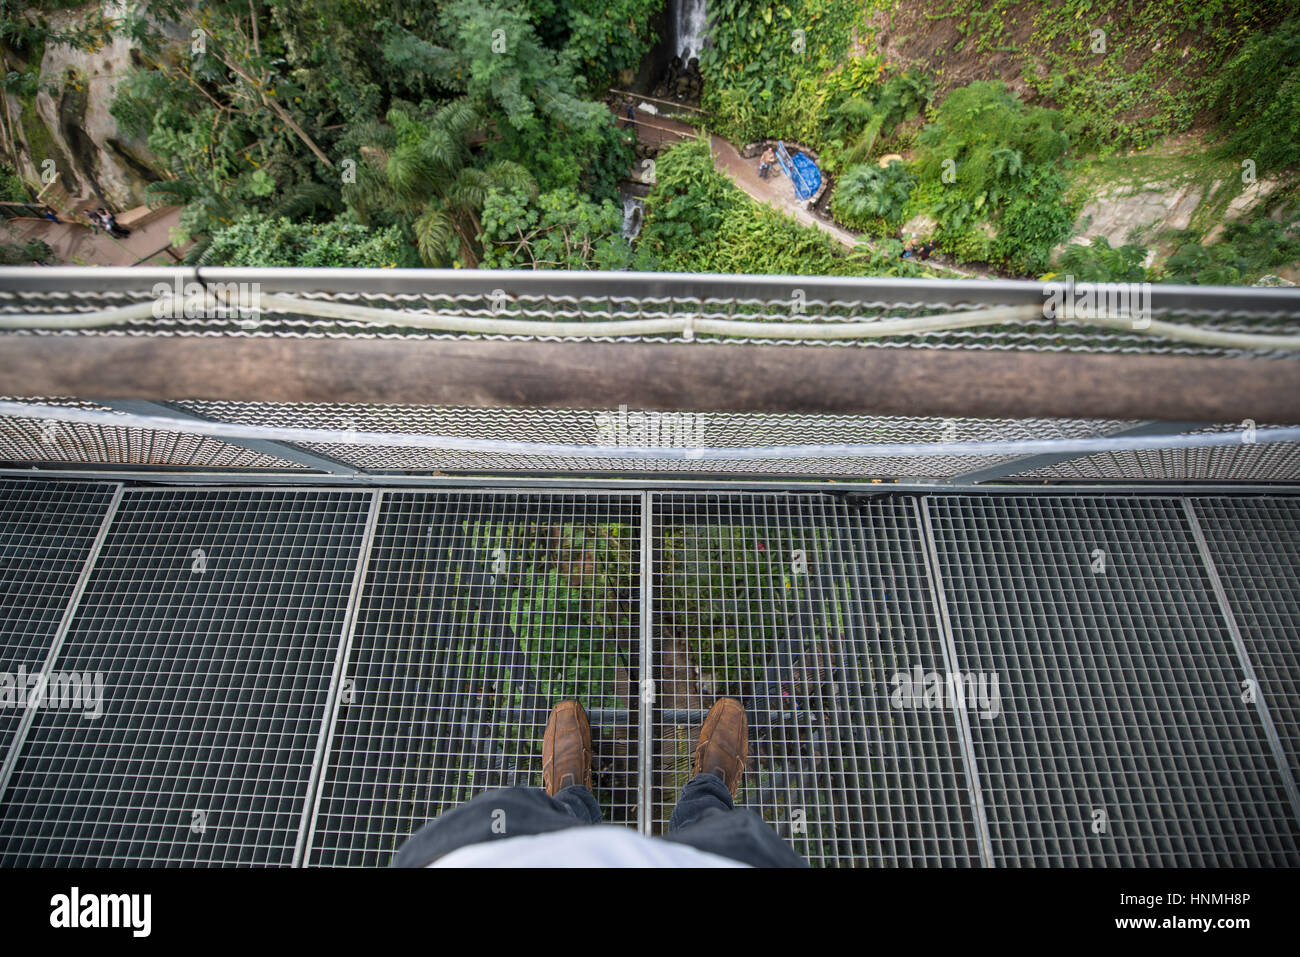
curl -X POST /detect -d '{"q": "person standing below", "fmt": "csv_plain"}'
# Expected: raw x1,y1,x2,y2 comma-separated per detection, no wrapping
759,145,776,180
98,207,131,239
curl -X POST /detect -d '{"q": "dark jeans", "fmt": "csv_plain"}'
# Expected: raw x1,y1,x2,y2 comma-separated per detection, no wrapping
392,773,807,868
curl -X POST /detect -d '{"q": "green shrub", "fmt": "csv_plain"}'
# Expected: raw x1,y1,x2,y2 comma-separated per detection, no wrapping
0,237,52,265
0,165,30,202
823,71,931,171
480,185,634,270
1054,236,1150,283
204,215,414,267
831,161,915,234
908,81,1075,274
1210,17,1300,174
1159,214,1300,284
639,137,937,277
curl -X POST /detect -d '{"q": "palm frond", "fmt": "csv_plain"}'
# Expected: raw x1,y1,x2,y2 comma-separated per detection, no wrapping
414,206,455,266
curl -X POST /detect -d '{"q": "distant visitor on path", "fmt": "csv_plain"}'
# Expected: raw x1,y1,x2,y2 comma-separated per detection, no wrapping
759,145,776,180
393,698,807,868
98,208,131,239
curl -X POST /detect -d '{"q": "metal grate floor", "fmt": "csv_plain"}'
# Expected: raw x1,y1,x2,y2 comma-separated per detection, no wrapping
305,492,641,867
0,480,1297,866
0,487,372,865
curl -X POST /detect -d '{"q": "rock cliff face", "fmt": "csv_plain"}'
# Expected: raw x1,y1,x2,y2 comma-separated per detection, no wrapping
2,1,182,213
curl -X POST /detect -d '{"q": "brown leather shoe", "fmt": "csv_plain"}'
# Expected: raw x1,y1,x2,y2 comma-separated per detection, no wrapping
542,700,592,796
693,697,747,796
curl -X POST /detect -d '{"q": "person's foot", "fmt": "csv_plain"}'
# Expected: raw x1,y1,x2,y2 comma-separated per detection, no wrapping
542,700,592,796
693,697,747,797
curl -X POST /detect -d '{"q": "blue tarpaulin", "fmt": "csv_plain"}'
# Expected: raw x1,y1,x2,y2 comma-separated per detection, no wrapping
776,141,822,201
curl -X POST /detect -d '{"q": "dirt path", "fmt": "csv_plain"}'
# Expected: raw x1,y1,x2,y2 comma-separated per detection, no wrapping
624,108,991,278
1,206,185,266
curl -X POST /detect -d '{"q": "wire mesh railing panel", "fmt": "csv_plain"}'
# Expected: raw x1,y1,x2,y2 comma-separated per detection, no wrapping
1010,424,1300,481
925,495,1300,866
174,399,1131,478
4,270,1298,357
0,397,306,469
0,488,371,866
647,493,982,866
0,479,117,769
306,491,641,867
1192,497,1300,792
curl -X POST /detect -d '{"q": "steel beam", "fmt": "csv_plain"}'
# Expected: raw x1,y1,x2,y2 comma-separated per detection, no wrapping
97,399,361,476
948,421,1212,485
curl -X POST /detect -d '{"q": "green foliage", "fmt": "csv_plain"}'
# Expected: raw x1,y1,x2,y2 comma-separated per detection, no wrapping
1209,17,1300,174
0,164,29,202
0,236,52,264
823,70,931,171
1159,214,1300,284
908,81,1075,274
343,98,537,266
699,0,863,148
552,0,664,86
203,215,413,267
480,184,634,270
929,0,1281,151
640,138,936,277
1161,242,1249,286
106,0,639,258
830,160,915,233
1054,236,1150,283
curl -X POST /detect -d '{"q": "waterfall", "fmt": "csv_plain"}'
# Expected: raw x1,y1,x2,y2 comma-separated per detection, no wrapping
622,197,645,242
672,0,708,62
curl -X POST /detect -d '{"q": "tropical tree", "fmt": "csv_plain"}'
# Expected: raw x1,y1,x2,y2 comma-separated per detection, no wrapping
345,99,536,266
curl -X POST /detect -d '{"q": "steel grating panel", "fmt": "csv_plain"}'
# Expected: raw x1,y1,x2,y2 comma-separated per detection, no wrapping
0,488,371,866
0,479,117,769
924,495,1300,866
305,492,642,866
1192,498,1300,793
646,493,982,866
176,399,1130,478
0,480,1298,867
0,397,307,469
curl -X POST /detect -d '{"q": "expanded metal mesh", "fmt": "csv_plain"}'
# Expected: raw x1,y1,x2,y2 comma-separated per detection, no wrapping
0,397,304,469
0,488,371,866
924,495,1300,866
1193,497,1300,793
176,400,1131,478
1011,424,1300,482
647,493,982,865
306,492,641,866
2,271,1299,480
0,479,116,769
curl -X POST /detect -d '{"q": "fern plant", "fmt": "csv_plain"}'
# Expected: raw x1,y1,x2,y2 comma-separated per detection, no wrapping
830,161,916,233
